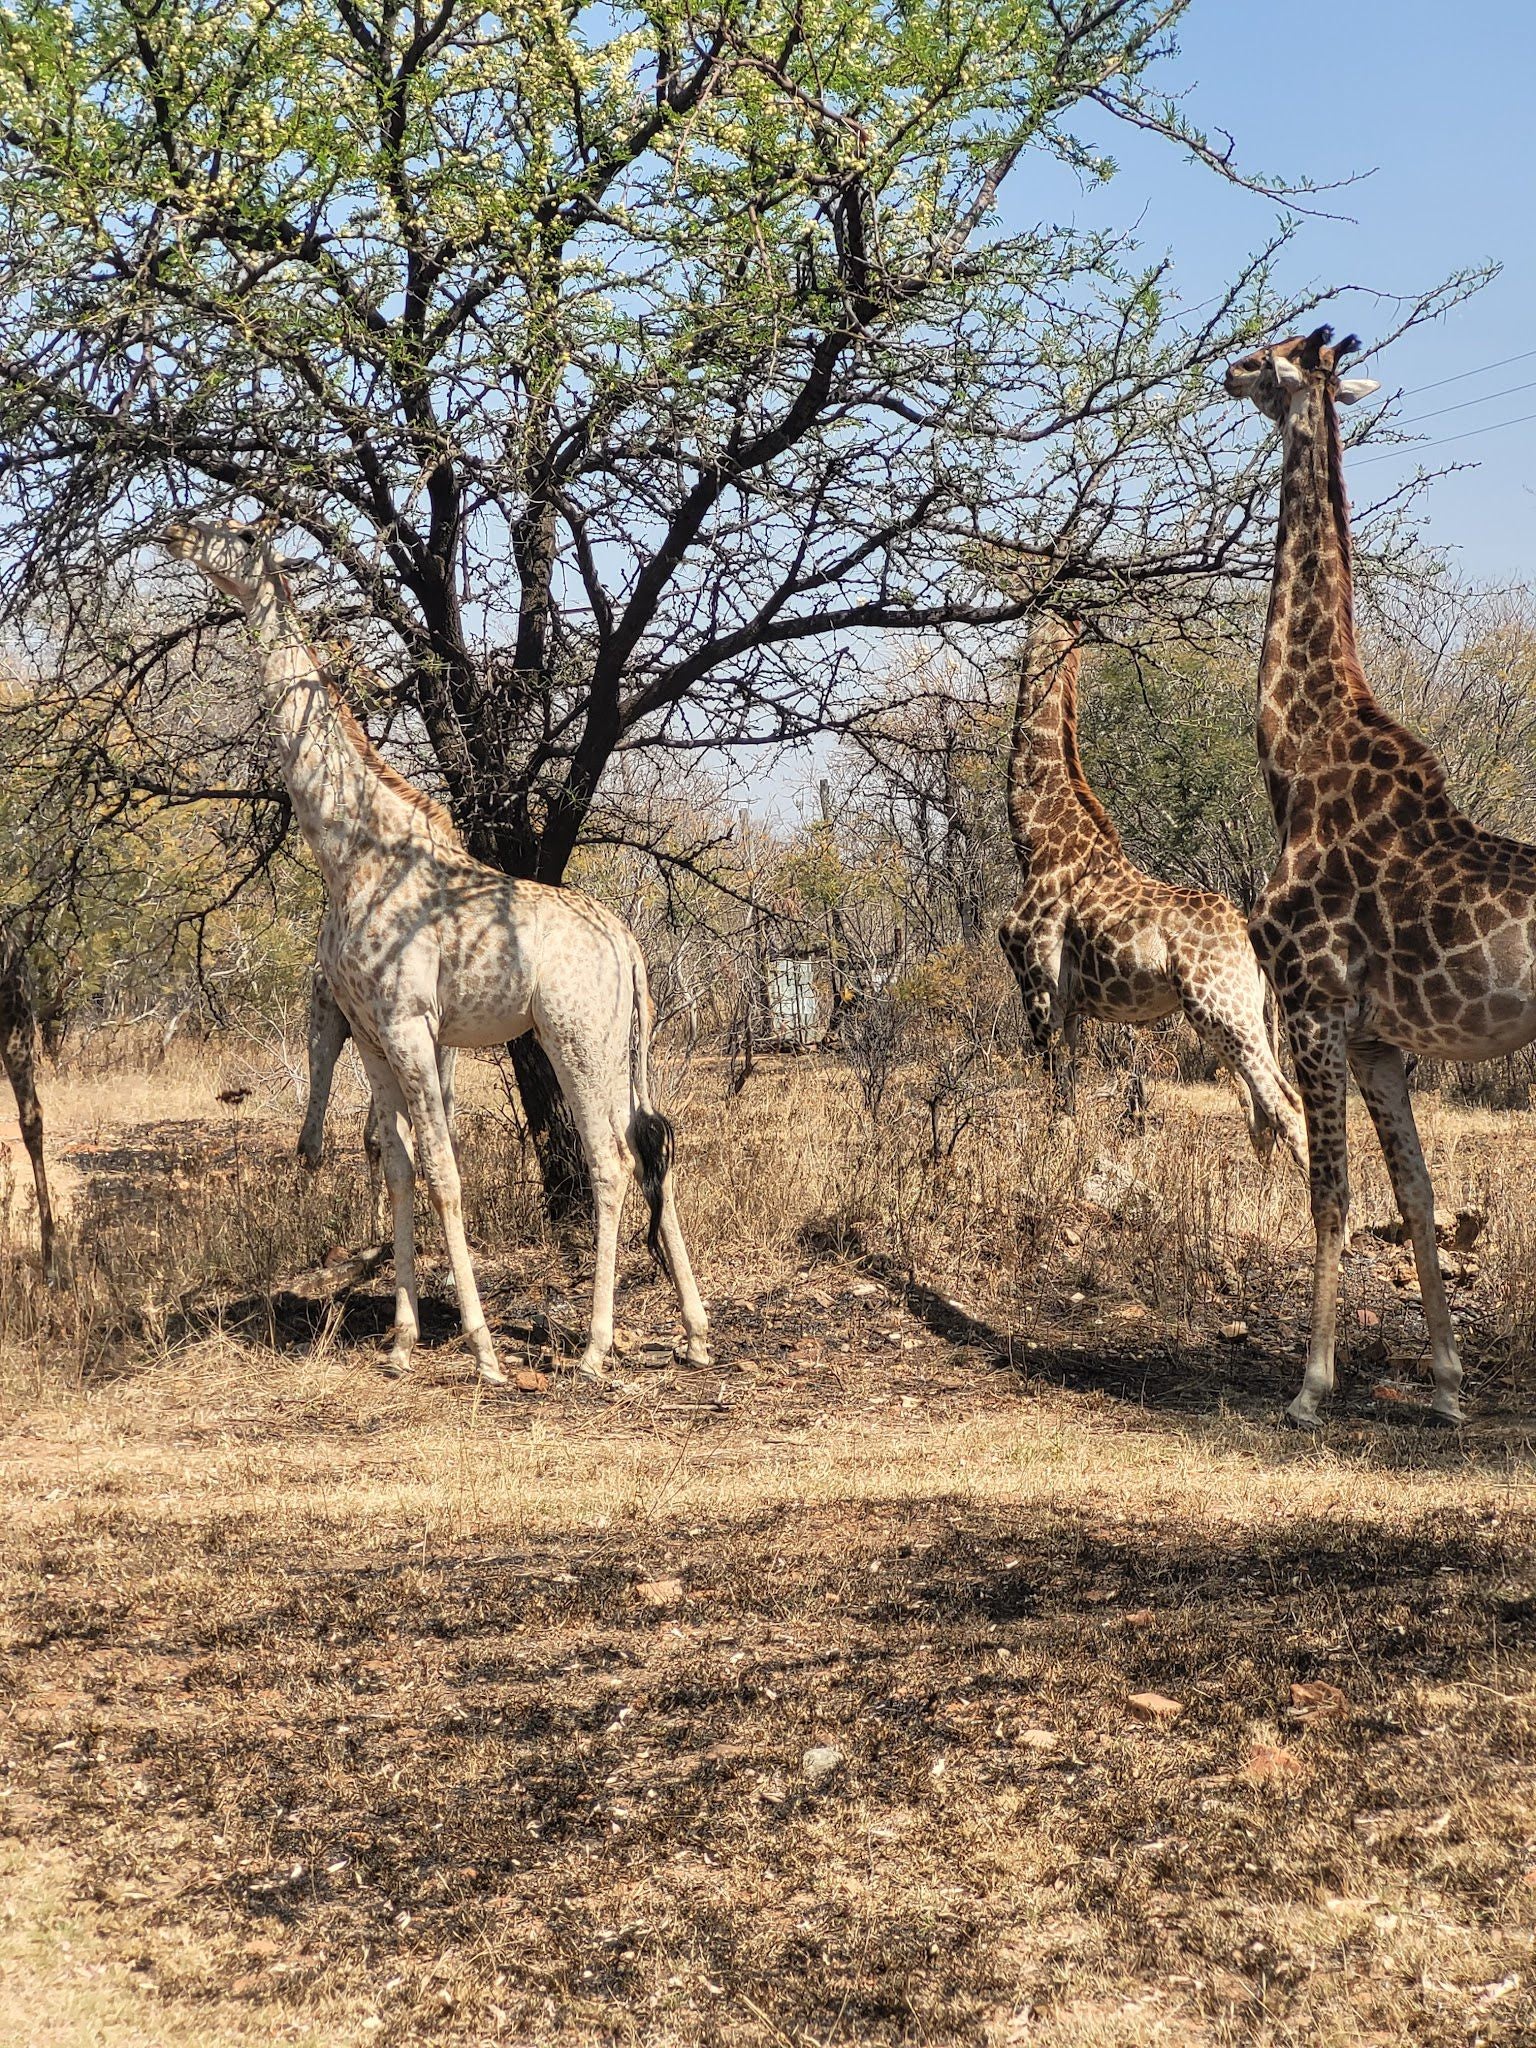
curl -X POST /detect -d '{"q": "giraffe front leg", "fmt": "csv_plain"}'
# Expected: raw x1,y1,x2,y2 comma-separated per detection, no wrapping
388,1024,505,1387
297,968,348,1170
1286,1010,1351,1429
1348,1038,1464,1426
362,1096,389,1244
355,1052,424,1378
999,915,1070,1107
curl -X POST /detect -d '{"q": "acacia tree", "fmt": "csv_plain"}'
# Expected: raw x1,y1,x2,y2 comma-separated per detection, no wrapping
0,0,1474,1189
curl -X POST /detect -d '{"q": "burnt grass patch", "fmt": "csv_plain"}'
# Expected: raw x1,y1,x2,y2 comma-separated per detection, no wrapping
5,1495,1536,2044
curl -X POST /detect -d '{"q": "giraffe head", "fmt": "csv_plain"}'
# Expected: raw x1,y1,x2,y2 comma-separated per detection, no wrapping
160,516,293,609
1223,325,1380,426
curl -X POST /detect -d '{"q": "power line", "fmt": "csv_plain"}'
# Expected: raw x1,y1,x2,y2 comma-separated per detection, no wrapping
1396,376,1536,429
1352,406,1536,467
1387,345,1536,395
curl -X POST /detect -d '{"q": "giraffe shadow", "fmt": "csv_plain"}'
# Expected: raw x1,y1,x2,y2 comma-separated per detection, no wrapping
161,1282,460,1355
845,1248,1536,1464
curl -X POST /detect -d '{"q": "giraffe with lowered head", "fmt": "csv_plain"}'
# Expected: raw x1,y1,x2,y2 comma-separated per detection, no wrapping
163,516,709,1386
1224,322,1536,1427
998,615,1308,1168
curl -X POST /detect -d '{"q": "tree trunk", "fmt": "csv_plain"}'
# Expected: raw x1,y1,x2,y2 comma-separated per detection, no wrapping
421,651,595,1228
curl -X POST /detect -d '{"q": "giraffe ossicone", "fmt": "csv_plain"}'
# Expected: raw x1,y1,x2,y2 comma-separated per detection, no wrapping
998,615,1308,1172
161,516,709,1388
1226,322,1536,1428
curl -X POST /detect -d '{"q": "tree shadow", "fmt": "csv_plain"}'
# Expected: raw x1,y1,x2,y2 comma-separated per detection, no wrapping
844,1245,1536,1469
10,1492,1536,2044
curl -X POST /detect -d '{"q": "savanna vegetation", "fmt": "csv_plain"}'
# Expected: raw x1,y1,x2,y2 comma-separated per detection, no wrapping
0,2,1533,2044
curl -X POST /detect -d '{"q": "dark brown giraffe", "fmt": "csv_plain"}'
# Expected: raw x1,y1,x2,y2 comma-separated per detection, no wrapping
998,616,1307,1166
0,931,57,1277
1224,322,1536,1427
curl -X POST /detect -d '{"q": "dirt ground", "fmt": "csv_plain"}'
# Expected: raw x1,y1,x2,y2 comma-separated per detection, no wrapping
1,1050,1534,2046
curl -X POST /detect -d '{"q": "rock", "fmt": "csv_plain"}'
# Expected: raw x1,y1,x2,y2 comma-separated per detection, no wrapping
1016,1728,1060,1751
1124,1608,1156,1627
801,1744,845,1787
276,1244,389,1301
1082,1153,1149,1214
1219,1320,1249,1342
1243,1743,1306,1785
1355,1307,1380,1328
1210,1968,1254,2007
1287,1680,1349,1723
514,1368,547,1393
1126,1691,1183,1723
635,1578,684,1608
1371,1380,1416,1405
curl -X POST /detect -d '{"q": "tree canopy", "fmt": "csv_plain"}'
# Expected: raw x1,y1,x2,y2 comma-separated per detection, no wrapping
0,0,1458,894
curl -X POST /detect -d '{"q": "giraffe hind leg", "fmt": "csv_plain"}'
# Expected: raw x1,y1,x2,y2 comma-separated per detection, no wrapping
1180,985,1308,1174
1348,1038,1464,1425
630,1102,710,1366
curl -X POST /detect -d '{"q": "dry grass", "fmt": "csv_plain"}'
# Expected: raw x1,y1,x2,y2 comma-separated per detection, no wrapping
1,1030,1535,2046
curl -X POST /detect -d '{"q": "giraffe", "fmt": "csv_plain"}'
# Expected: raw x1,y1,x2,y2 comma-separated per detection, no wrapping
297,959,458,1245
997,615,1308,1169
162,517,710,1386
1224,322,1536,1428
0,931,57,1278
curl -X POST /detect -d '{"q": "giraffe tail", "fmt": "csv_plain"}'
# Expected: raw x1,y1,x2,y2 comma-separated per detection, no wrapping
627,940,675,1279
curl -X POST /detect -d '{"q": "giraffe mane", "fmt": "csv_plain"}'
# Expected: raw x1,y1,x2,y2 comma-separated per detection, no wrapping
303,630,466,849
251,550,465,851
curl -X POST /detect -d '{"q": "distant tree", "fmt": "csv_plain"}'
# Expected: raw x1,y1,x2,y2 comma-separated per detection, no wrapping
1075,635,1275,910
1362,575,1536,839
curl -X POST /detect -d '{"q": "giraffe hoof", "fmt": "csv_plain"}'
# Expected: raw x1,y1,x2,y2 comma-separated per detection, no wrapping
1281,1407,1322,1433
378,1350,414,1380
475,1362,510,1388
1423,1407,1463,1430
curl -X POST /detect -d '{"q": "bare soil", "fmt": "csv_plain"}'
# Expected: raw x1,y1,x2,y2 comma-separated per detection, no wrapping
1,1051,1534,2046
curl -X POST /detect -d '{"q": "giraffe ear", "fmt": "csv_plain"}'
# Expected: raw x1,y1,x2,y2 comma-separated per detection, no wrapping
1272,353,1306,392
1335,377,1382,405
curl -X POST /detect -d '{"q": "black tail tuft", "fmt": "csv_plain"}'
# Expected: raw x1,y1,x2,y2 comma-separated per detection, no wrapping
632,1108,675,1278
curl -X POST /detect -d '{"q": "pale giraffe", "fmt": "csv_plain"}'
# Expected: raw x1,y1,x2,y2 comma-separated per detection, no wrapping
998,616,1308,1168
162,517,710,1385
1224,322,1536,1428
297,959,458,1245
0,931,57,1278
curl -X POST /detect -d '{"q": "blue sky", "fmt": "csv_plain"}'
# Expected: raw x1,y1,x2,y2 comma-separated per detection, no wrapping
1004,0,1535,584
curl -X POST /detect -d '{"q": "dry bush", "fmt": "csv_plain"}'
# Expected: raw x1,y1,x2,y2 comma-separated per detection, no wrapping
3,1014,1535,1412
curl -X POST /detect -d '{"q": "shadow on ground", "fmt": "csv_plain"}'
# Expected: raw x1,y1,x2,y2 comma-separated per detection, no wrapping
5,1489,1535,2045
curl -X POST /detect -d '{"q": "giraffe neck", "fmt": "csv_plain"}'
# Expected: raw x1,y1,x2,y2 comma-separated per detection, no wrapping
245,582,410,894
1006,633,1121,875
1257,382,1373,819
